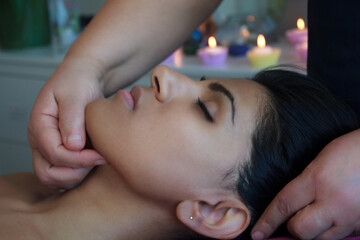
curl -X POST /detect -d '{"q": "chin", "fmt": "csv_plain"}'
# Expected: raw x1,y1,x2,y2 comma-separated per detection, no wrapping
85,99,107,151
85,98,130,163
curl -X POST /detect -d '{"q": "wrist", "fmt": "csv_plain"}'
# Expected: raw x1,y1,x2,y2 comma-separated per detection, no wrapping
64,51,105,77
59,53,107,92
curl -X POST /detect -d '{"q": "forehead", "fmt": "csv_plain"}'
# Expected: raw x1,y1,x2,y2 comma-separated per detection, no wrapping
217,77,265,100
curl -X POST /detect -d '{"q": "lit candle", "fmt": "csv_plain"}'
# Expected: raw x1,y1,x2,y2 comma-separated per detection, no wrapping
247,34,281,68
197,36,228,66
286,18,308,46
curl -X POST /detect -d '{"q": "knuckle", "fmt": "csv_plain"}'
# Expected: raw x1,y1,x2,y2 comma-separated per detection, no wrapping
288,212,325,240
72,176,84,186
64,172,86,189
39,173,68,190
33,163,45,182
73,172,85,184
312,167,330,186
275,194,294,217
75,169,90,183
33,157,59,189
37,173,55,188
288,221,312,240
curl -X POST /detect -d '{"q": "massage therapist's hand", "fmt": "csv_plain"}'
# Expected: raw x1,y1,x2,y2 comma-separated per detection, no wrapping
28,57,106,189
27,0,223,189
251,129,360,240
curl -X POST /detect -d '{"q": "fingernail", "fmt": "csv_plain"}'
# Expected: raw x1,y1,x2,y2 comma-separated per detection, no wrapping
252,231,265,240
67,134,82,146
95,160,106,165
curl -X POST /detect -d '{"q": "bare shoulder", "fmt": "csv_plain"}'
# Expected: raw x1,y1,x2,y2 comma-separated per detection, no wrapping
0,172,59,203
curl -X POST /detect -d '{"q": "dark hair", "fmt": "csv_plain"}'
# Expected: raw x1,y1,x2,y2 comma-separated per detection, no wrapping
237,68,359,239
178,68,359,240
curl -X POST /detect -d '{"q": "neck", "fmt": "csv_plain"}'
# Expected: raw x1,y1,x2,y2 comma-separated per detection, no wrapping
35,165,182,240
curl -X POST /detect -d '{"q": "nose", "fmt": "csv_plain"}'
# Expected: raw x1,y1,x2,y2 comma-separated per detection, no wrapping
151,65,194,102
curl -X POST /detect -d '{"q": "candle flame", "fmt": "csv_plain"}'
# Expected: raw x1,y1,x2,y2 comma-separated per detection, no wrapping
257,34,266,48
208,36,217,48
297,18,305,30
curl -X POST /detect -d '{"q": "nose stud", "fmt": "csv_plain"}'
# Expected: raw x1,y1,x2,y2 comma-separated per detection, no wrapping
189,216,194,220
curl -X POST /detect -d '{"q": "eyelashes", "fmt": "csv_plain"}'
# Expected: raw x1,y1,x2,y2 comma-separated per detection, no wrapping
197,98,214,122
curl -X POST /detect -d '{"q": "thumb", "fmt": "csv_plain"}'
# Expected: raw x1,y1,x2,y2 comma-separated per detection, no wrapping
58,96,88,151
251,170,315,240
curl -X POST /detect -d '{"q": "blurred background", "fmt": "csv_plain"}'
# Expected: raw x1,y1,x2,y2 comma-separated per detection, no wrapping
0,0,307,175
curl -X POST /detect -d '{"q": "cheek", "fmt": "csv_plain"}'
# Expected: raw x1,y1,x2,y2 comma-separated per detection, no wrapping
85,100,112,150
119,115,234,201
85,98,135,160
89,101,240,201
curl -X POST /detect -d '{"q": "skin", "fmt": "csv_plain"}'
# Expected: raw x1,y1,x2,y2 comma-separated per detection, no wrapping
0,166,177,240
251,129,360,240
28,0,360,238
28,0,222,189
2,66,266,239
85,66,263,203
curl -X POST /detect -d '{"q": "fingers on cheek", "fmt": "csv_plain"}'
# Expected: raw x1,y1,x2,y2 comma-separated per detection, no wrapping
287,205,332,240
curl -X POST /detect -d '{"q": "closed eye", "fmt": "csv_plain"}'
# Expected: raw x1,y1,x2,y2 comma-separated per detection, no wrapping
197,98,213,122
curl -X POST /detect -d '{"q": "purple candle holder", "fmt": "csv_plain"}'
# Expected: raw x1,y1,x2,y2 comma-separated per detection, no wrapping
295,42,308,62
286,28,308,46
197,46,228,66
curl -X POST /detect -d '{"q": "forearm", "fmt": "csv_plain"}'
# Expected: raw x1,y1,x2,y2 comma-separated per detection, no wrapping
64,0,222,96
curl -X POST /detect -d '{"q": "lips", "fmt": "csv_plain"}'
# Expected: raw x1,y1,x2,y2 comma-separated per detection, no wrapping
130,85,142,108
117,89,134,110
116,85,142,110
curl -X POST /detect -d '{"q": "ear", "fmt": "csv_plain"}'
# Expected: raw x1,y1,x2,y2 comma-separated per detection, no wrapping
176,197,250,239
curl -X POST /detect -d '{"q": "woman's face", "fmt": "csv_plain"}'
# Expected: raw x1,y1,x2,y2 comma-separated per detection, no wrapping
86,66,265,202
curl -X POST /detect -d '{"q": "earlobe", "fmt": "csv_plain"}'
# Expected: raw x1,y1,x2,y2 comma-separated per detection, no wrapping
176,198,251,239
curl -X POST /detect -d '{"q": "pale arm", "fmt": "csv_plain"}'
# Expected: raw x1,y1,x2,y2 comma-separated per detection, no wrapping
67,0,223,96
29,0,222,189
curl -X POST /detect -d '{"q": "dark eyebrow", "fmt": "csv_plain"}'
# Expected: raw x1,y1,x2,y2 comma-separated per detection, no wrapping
208,82,235,124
